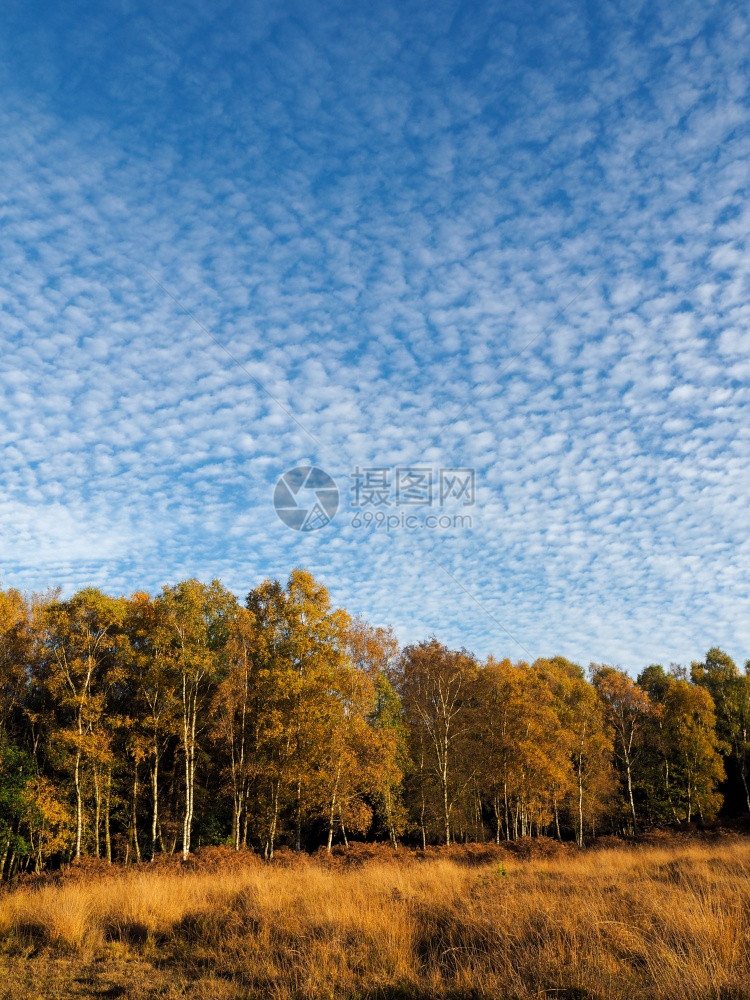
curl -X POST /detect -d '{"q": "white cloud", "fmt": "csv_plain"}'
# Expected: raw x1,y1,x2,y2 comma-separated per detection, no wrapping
0,0,748,672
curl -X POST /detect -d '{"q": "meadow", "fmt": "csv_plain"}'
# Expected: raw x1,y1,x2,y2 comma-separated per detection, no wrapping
0,835,748,1000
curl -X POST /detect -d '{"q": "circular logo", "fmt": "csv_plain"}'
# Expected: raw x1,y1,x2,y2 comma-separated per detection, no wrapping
274,466,339,531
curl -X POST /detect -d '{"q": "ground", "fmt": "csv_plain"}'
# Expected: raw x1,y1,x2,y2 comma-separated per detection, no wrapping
1,834,749,999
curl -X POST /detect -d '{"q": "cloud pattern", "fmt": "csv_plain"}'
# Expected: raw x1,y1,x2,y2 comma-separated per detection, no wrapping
0,0,748,672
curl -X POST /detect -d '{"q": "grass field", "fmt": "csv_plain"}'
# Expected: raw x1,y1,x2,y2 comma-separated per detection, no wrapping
0,835,748,999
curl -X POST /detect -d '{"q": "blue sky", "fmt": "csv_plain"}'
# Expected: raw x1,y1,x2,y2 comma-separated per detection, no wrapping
1,0,748,672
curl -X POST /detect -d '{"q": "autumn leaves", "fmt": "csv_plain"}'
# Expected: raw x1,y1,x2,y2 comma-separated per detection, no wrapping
0,577,745,876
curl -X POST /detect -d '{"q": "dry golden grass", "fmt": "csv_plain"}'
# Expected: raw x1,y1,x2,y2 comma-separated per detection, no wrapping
0,837,749,999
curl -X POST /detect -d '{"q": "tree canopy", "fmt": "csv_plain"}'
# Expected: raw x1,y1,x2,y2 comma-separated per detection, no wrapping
0,574,743,876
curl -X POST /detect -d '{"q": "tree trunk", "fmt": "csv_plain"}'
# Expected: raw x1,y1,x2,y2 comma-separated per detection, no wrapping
441,743,451,846
384,786,398,848
625,757,638,834
295,778,302,852
132,762,142,862
577,754,584,847
74,744,83,859
182,684,197,860
93,766,102,859
105,767,112,863
419,778,427,848
327,761,342,854
739,758,750,813
268,779,280,861
0,834,10,881
232,690,248,852
150,751,159,860
232,790,241,852
327,793,337,853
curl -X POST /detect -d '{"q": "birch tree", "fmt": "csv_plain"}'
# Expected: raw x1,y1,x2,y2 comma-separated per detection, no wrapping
542,657,614,845
398,639,478,846
212,606,260,850
156,579,236,859
123,592,178,859
663,677,725,822
478,658,570,841
591,664,652,833
40,589,125,859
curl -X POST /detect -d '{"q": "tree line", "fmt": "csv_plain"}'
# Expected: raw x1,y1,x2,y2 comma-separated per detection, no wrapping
0,569,747,876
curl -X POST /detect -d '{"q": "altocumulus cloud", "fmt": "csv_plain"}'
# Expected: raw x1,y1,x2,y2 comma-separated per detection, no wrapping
0,0,748,671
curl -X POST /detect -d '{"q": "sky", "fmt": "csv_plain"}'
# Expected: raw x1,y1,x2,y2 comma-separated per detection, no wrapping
0,0,748,673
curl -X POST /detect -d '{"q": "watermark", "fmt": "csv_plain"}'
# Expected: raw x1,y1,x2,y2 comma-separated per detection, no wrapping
275,465,475,532
351,511,473,532
274,466,339,531
351,467,475,508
